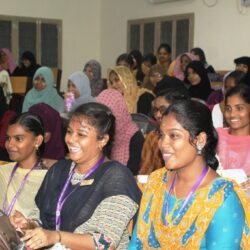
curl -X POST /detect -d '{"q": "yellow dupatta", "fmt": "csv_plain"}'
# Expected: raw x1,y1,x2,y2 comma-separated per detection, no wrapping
136,168,250,249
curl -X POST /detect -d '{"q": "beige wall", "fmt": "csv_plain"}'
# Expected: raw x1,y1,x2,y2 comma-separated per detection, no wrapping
1,0,250,90
101,0,250,77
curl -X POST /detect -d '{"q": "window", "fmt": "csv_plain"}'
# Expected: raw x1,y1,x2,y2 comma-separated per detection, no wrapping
0,15,62,68
127,13,194,58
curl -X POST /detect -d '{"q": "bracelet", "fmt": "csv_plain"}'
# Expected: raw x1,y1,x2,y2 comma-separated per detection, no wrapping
57,230,62,243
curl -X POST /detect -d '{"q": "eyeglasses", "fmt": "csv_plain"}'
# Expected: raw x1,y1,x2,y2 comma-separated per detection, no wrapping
152,106,167,115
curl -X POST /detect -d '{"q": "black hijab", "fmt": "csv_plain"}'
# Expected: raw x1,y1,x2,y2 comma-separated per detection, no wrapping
185,61,213,102
35,160,141,232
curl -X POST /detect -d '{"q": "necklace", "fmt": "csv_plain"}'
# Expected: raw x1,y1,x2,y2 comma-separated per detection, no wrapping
163,165,209,226
2,160,41,216
55,155,105,230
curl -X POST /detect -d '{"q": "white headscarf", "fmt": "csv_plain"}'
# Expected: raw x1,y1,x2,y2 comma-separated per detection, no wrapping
0,70,12,104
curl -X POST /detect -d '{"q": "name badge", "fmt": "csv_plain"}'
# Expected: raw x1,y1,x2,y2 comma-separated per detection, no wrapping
80,179,94,186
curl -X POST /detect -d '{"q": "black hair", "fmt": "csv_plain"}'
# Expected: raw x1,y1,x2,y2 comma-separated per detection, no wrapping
116,53,134,69
157,43,172,54
8,112,45,156
191,47,207,65
21,51,36,65
162,99,218,170
142,53,157,66
225,84,250,105
72,102,115,158
224,70,247,86
161,87,190,103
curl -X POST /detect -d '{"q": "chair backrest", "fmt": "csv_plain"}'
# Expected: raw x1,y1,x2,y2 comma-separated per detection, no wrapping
51,68,62,91
10,76,30,94
131,113,158,135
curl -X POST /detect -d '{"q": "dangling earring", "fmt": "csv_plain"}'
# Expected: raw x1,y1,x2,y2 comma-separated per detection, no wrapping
35,144,39,151
196,144,203,155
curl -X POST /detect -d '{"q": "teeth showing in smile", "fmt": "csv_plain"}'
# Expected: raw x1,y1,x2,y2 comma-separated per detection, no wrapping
69,147,81,153
230,119,240,123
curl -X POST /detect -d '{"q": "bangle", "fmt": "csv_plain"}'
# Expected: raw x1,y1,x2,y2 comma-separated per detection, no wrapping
57,230,62,243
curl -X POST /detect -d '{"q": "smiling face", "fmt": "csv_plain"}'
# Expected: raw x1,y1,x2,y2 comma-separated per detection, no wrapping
5,124,40,163
108,71,124,94
225,94,250,135
65,116,106,168
152,96,170,124
158,113,198,171
67,80,80,98
235,63,249,74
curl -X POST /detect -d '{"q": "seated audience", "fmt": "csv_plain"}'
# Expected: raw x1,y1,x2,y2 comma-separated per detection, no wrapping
234,56,250,84
129,99,250,249
64,71,95,112
83,59,106,97
116,53,134,71
129,49,144,85
96,89,144,175
139,87,190,175
29,103,65,167
108,65,155,115
0,70,12,104
211,71,246,127
12,51,40,78
11,102,141,250
0,112,47,218
0,48,16,75
141,53,157,80
22,66,64,113
217,84,250,176
191,47,215,74
156,43,172,73
185,61,213,102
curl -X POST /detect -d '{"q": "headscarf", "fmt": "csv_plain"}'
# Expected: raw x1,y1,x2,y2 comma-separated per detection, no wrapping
22,66,64,113
83,60,105,97
0,70,12,104
185,60,213,101
12,51,40,78
173,52,197,81
96,89,139,165
234,56,250,84
29,103,65,160
68,71,95,111
107,66,153,113
0,48,16,74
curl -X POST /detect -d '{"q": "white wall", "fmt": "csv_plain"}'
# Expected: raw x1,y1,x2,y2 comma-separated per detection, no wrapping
100,0,250,76
1,0,101,91
1,0,250,89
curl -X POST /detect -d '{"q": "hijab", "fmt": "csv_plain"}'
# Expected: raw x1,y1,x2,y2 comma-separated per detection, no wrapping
83,60,105,97
108,66,153,113
96,89,139,165
234,56,250,84
29,103,65,160
0,70,12,104
174,52,197,81
22,66,64,113
0,48,16,74
68,71,95,111
185,61,213,102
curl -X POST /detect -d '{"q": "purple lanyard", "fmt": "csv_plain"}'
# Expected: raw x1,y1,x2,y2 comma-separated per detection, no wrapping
55,156,105,230
163,165,209,226
2,161,40,216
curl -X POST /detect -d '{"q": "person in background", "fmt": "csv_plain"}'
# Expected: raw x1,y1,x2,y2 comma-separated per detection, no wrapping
12,51,40,78
29,103,65,168
217,84,250,177
96,89,144,175
234,56,250,84
129,99,249,249
83,59,106,97
129,50,144,86
22,66,64,113
64,71,95,113
211,71,246,128
141,53,157,80
156,43,172,74
0,112,47,218
172,52,197,81
185,60,213,102
108,65,155,115
191,47,215,74
0,48,16,75
0,70,12,104
116,53,134,71
139,87,190,175
11,102,141,250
